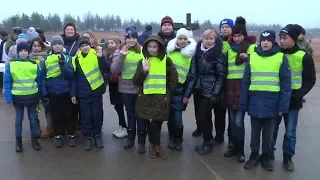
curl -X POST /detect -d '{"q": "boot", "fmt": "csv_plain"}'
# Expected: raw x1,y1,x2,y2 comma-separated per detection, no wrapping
137,132,146,154
175,138,183,151
15,137,23,152
213,134,224,145
224,137,237,157
149,143,157,158
195,143,205,151
124,138,134,149
155,144,167,159
84,137,93,151
94,134,104,148
283,156,294,171
31,137,41,150
174,128,183,151
260,153,273,171
40,125,54,139
192,128,202,137
168,137,175,150
237,140,245,163
55,135,63,147
197,140,214,155
244,152,260,169
68,135,77,147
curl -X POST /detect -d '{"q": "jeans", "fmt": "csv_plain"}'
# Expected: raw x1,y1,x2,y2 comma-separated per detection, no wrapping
122,93,146,142
272,110,299,157
228,109,245,141
145,120,162,145
14,104,38,138
250,117,277,154
79,96,103,137
168,109,183,138
194,93,213,142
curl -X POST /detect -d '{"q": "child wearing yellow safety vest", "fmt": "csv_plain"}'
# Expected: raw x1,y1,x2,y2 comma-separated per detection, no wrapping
41,35,76,148
224,16,257,163
239,30,292,171
133,35,178,159
110,26,147,153
4,42,42,152
166,28,197,151
70,37,109,151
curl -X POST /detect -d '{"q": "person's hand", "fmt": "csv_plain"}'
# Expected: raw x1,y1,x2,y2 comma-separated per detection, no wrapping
58,54,65,65
239,53,248,59
143,58,150,72
90,37,98,47
120,44,129,55
278,112,284,116
96,49,103,58
183,97,189,104
71,97,77,104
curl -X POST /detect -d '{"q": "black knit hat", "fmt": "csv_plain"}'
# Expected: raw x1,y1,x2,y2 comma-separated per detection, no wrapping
280,24,301,42
232,16,247,37
78,36,91,47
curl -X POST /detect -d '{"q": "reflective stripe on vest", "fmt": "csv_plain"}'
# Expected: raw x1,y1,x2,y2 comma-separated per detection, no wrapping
45,54,66,78
168,51,191,84
227,44,256,79
122,50,143,80
143,56,167,94
249,52,283,92
286,50,305,89
72,49,104,90
10,61,38,95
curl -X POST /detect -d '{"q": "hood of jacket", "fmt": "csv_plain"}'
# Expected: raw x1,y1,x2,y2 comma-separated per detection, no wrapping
142,35,166,60
166,37,197,57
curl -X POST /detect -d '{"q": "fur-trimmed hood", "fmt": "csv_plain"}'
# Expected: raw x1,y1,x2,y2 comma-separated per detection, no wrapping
166,38,197,57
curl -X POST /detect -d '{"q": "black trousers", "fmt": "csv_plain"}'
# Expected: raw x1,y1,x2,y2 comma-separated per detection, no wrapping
145,120,162,145
194,93,213,142
48,93,76,136
114,104,126,128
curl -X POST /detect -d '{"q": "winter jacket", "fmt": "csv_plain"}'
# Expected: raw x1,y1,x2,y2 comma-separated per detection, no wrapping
282,45,316,110
5,35,15,55
41,53,74,97
61,33,80,56
297,38,313,55
133,35,178,122
70,50,110,99
239,44,292,118
108,49,121,82
4,57,41,105
138,30,152,46
166,37,197,111
184,38,225,101
158,31,176,47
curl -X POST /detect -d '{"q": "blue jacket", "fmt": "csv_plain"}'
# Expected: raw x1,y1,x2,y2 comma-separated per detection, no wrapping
70,53,110,99
4,57,42,104
239,44,292,118
138,30,152,45
41,53,74,97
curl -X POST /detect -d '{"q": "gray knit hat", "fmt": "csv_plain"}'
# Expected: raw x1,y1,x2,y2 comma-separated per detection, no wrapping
50,35,64,48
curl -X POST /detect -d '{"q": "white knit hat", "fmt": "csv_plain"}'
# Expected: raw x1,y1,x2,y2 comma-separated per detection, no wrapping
176,28,189,38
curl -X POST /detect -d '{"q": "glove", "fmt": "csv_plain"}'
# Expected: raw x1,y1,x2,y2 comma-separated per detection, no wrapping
58,54,66,65
41,97,50,106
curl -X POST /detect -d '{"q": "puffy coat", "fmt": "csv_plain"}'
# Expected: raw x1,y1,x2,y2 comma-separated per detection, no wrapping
4,57,41,106
239,44,292,118
184,37,225,100
166,36,197,111
70,51,110,99
41,53,74,97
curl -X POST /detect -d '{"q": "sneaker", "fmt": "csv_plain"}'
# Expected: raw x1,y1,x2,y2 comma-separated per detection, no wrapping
115,128,128,138
124,138,134,149
168,138,175,150
95,135,104,148
112,126,122,136
197,141,213,155
31,137,41,150
84,137,93,151
260,153,274,171
137,143,146,154
68,135,77,147
175,138,183,151
55,135,63,148
283,156,294,171
244,152,260,169
213,135,224,145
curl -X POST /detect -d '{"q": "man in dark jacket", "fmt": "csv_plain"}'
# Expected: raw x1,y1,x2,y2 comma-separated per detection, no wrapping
138,25,152,46
158,16,176,47
272,24,316,172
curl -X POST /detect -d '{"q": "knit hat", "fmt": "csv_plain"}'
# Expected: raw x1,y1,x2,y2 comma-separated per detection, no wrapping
50,35,64,47
161,16,174,27
17,42,29,54
16,37,27,45
78,36,91,47
260,30,276,44
280,24,300,42
125,26,138,39
26,27,39,42
108,36,121,45
220,18,234,29
18,33,26,39
232,16,247,37
176,28,189,38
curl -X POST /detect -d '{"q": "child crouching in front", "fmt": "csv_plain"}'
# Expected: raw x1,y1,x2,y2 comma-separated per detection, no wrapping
70,37,110,151
4,42,42,152
133,35,178,159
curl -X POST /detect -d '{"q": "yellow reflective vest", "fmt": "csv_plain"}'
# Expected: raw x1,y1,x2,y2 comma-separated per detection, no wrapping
143,56,167,94
167,51,191,84
285,50,305,89
122,50,143,80
45,54,68,78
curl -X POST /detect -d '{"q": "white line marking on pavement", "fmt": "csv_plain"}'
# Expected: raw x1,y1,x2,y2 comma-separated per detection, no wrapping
200,159,225,180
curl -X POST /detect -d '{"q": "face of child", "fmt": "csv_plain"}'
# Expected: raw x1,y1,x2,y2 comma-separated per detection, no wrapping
177,35,188,48
261,40,273,51
220,24,232,37
161,23,173,34
125,37,137,48
280,34,295,49
80,44,91,54
32,41,42,53
65,26,75,37
147,41,159,56
19,49,29,59
203,34,215,49
108,40,117,50
233,34,245,44
52,44,63,53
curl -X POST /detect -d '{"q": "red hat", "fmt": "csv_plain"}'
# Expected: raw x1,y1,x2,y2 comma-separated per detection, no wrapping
161,16,173,27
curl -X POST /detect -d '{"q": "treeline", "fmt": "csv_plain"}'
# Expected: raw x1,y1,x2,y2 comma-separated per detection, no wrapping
1,12,319,36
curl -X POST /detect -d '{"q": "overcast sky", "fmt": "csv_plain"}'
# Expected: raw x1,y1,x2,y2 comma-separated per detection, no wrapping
1,0,319,28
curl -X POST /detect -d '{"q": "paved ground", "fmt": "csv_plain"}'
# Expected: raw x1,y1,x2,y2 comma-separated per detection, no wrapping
0,78,320,180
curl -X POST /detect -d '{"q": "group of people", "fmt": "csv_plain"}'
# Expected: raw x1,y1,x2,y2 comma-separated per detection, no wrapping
0,15,316,172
